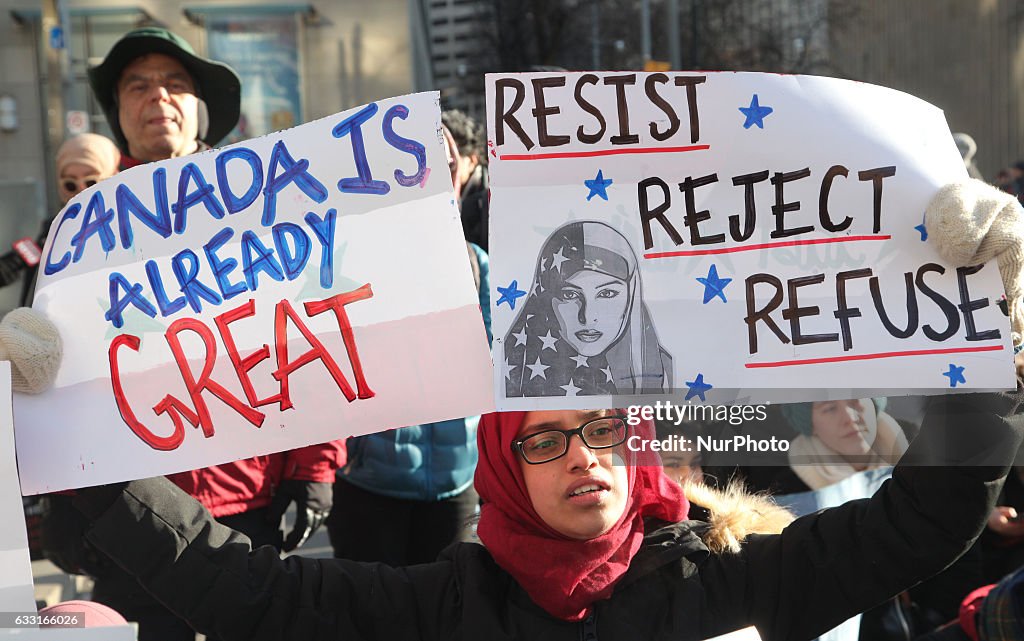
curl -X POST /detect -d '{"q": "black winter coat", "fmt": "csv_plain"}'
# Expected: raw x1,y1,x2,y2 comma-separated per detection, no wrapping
74,388,1024,641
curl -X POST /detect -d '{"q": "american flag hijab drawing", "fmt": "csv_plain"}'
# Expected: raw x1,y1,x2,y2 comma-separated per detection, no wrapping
503,221,673,398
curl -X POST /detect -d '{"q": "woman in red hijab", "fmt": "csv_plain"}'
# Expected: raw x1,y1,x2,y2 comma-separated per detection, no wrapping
67,392,1024,641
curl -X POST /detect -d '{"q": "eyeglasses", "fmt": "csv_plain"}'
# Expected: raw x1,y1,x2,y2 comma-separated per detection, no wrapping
511,415,629,465
60,176,100,196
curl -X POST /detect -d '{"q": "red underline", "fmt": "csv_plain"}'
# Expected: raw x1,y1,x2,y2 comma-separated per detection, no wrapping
500,144,711,160
644,234,892,259
745,344,1004,368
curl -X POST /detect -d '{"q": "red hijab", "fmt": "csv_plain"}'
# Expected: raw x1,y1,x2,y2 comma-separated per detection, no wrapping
474,411,689,621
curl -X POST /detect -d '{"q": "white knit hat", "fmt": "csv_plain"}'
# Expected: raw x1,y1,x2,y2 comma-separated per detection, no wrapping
926,179,1024,348
0,308,62,394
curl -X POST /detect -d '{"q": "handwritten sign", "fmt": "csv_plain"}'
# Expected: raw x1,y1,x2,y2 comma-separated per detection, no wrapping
15,93,494,494
486,72,1015,410
0,364,35,614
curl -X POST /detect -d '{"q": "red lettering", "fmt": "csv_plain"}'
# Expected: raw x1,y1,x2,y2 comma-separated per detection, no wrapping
273,298,355,408
214,299,282,408
303,283,375,400
110,284,375,449
109,333,198,451
165,317,266,435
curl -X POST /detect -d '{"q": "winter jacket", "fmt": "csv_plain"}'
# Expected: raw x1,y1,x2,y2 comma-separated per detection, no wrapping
340,244,490,501
73,386,1024,641
168,441,346,517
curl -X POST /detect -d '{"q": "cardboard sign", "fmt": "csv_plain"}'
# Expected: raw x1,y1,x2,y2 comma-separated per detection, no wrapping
15,93,494,494
0,364,35,614
486,71,1015,410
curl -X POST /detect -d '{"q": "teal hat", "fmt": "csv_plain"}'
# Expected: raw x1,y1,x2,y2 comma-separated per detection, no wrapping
87,27,241,153
781,398,887,436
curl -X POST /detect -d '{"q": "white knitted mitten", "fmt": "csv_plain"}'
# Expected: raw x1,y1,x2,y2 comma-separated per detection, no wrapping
0,308,62,394
926,179,1024,348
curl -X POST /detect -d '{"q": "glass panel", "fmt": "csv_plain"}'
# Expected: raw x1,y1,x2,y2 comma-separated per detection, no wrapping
206,14,303,143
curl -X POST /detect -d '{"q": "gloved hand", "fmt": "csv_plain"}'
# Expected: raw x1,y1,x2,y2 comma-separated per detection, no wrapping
926,178,1024,348
0,307,62,394
266,479,333,552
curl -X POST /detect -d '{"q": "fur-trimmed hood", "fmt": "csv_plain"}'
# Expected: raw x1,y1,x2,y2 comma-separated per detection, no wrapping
683,480,794,554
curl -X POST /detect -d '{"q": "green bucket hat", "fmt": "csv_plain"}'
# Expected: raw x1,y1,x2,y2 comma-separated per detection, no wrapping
87,27,241,153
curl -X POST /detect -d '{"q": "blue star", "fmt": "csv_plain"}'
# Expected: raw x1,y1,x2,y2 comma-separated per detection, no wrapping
584,170,613,201
942,363,966,388
696,264,732,304
496,280,527,310
915,214,928,241
685,374,713,402
738,94,774,129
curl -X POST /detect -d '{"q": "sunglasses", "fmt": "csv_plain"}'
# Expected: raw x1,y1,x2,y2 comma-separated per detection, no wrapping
60,175,100,195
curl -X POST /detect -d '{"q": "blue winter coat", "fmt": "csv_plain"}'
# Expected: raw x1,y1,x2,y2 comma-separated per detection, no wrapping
340,243,491,501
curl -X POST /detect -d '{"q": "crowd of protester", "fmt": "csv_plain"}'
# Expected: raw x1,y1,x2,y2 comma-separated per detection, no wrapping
8,25,1024,641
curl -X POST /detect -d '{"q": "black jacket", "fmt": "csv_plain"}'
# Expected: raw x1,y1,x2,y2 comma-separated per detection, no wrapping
74,387,1024,641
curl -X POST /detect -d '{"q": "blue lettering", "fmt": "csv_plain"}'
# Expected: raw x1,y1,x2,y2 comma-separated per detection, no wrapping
71,191,117,263
204,227,247,301
172,163,226,234
145,259,186,316
43,203,80,276
106,272,157,329
216,147,264,214
382,104,427,187
332,103,390,196
262,140,328,226
304,208,337,289
240,231,284,290
272,223,311,281
171,249,222,313
116,169,172,249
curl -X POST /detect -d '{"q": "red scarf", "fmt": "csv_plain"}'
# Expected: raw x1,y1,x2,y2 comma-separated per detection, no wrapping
474,411,688,621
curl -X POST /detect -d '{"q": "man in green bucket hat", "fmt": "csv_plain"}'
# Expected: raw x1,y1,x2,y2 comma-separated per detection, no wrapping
39,27,345,641
87,26,241,164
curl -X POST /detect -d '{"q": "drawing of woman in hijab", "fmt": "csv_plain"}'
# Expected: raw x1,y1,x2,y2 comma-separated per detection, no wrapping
504,221,673,397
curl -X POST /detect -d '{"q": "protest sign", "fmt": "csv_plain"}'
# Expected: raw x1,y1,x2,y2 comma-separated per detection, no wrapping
486,71,1015,410
15,92,494,494
0,363,35,614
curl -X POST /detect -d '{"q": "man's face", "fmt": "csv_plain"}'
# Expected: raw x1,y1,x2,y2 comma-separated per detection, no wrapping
117,53,199,161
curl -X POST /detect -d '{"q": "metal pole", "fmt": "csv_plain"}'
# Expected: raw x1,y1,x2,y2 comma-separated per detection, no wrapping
641,0,651,64
591,0,600,69
669,0,681,69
